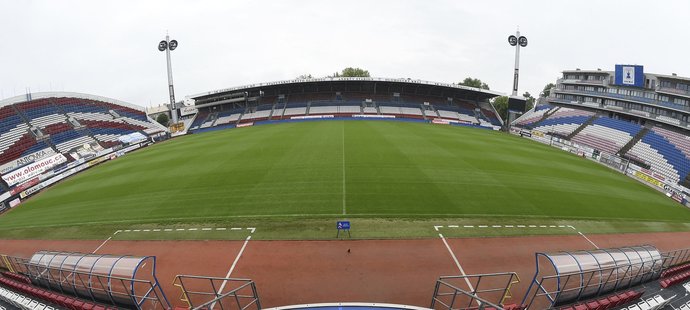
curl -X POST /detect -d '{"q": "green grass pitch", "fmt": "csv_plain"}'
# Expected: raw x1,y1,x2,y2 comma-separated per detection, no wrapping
1,120,689,240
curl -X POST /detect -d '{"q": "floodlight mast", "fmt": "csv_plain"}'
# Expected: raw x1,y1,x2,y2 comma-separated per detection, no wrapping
158,34,179,124
508,29,527,96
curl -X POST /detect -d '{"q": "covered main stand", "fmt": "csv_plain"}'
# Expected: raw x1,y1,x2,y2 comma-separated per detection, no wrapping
521,245,664,309
23,251,171,310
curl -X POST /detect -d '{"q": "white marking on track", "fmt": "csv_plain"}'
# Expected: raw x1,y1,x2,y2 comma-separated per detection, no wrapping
438,233,475,291
215,235,253,307
578,231,599,249
92,236,112,254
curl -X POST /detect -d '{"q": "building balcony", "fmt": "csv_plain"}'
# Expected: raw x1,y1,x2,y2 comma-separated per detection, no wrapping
547,97,690,130
552,88,690,113
656,86,690,99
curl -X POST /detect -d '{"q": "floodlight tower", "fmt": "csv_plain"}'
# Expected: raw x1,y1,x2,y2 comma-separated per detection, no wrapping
158,35,179,124
508,29,527,96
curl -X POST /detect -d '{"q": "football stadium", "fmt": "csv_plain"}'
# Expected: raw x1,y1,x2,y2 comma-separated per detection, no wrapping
2,2,690,310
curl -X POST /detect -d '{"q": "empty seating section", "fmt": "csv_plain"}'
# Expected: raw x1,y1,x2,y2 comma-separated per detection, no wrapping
480,107,502,126
559,289,644,310
0,274,115,310
0,286,56,310
530,108,595,136
0,134,37,167
627,138,681,184
435,104,478,122
659,271,690,288
630,127,690,183
283,103,308,117
662,262,690,279
515,104,554,127
241,110,271,122
51,131,97,153
15,100,64,131
571,118,642,155
214,108,244,125
190,110,210,129
81,120,143,143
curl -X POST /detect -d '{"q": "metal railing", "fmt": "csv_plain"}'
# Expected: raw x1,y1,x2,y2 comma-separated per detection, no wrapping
173,275,260,310
431,272,520,310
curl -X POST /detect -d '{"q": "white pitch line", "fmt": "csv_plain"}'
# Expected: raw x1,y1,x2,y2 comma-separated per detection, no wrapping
505,225,514,228
217,235,252,296
230,227,242,231
434,226,443,231
247,227,256,234
188,228,198,231
448,225,459,228
438,233,476,295
578,231,599,249
176,229,185,231
164,229,173,232
93,230,119,254
341,123,346,215
529,225,536,228
463,225,474,228
478,225,488,228
202,228,212,231
153,229,161,232
492,225,501,228
539,225,547,228
124,230,131,232
143,229,151,232
133,229,141,232
517,225,525,228
216,228,227,231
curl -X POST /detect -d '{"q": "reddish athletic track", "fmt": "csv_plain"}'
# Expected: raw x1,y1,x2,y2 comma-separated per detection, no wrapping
2,231,690,308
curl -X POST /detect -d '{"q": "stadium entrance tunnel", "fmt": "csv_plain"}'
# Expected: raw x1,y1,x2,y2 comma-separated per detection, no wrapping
22,251,171,309
521,245,664,308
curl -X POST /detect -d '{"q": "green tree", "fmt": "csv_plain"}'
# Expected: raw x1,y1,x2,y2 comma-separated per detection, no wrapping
459,77,490,90
523,91,535,111
492,96,509,121
336,67,370,77
540,83,555,97
156,113,169,126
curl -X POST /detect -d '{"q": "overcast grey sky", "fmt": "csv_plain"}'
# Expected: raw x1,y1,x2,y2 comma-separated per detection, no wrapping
1,0,689,107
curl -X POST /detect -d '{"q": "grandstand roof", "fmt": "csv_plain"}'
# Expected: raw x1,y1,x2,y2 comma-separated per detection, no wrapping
0,91,145,112
189,77,505,103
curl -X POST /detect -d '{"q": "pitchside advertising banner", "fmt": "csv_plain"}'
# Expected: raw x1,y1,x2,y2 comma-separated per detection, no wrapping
0,148,56,175
615,65,644,88
1,154,68,187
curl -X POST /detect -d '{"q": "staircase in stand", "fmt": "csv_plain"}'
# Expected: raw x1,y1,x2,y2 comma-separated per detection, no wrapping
566,115,598,140
618,124,652,156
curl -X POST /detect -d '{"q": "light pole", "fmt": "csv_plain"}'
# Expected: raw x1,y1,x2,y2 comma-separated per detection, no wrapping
158,35,179,124
508,30,527,96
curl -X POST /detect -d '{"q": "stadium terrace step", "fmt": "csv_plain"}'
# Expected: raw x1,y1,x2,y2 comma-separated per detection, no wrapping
619,126,650,157
565,114,598,140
